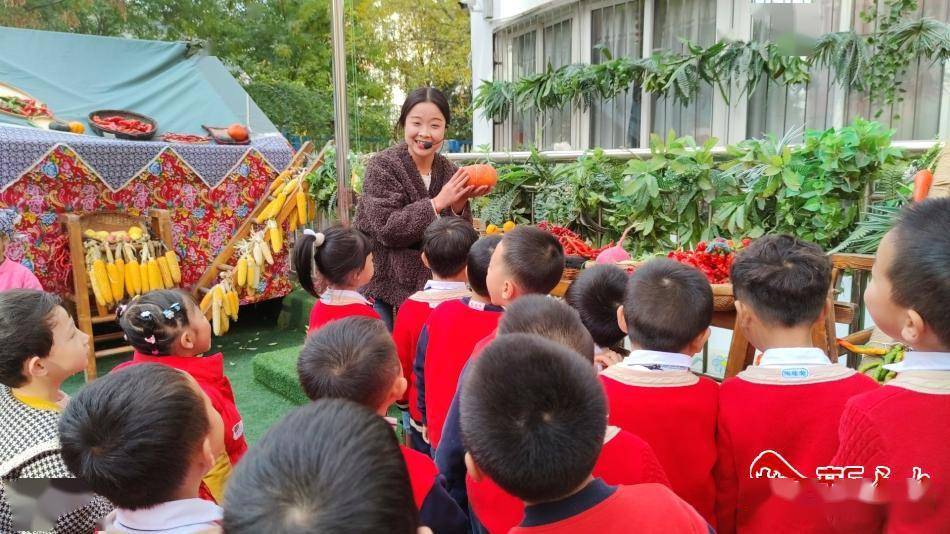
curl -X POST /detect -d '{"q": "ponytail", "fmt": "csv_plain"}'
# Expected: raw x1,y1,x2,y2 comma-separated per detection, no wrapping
292,226,373,297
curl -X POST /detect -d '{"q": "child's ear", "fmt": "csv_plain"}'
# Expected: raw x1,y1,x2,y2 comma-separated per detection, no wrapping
902,309,927,348
23,356,46,379
464,452,484,482
686,328,711,355
199,436,215,476
392,375,408,401
421,253,431,270
503,279,517,302
179,328,196,351
734,300,751,331
616,305,628,334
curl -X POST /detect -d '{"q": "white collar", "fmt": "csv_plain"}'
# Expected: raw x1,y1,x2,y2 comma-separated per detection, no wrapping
621,349,693,371
884,352,950,372
423,280,468,291
758,347,830,367
319,288,370,306
114,499,222,533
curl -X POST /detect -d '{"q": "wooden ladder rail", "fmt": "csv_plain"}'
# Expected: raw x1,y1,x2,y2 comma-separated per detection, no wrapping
191,140,328,299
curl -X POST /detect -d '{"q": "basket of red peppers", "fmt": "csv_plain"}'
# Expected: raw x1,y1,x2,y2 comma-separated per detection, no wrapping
537,222,613,261
89,110,157,140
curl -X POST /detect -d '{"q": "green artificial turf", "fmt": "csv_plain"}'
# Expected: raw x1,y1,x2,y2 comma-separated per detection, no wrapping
62,299,305,445
277,287,317,333
252,347,309,406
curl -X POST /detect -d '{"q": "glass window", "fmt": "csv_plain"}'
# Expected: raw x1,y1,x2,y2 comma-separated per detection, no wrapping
542,19,574,149
651,0,717,143
845,0,949,140
511,30,538,149
590,1,643,148
747,0,840,141
492,33,508,150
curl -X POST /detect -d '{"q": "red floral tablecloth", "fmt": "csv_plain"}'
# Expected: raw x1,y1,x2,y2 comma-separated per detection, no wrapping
0,144,292,302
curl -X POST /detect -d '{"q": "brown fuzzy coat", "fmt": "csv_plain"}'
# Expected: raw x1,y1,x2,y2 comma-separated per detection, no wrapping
355,143,472,306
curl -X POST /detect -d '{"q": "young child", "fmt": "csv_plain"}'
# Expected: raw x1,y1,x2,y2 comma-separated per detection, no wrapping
0,208,42,291
393,217,478,454
830,198,950,532
297,316,467,533
435,225,565,505
564,264,629,369
115,289,246,503
717,234,878,533
415,234,503,451
59,363,223,533
292,225,379,332
466,296,670,533
461,334,708,533
224,398,423,534
0,290,110,531
599,258,719,525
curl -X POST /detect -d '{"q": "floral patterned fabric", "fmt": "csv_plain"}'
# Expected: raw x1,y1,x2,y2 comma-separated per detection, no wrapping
0,145,292,303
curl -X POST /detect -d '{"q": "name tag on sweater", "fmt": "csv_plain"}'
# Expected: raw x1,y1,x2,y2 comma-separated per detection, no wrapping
781,368,810,380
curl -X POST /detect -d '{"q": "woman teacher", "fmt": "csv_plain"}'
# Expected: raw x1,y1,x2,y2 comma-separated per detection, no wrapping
356,87,489,329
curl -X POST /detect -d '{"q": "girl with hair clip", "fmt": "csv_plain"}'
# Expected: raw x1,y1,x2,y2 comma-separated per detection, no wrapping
113,289,244,505
293,226,380,333
355,87,490,330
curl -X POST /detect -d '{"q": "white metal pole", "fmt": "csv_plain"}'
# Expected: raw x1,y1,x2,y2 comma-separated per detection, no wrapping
330,0,352,224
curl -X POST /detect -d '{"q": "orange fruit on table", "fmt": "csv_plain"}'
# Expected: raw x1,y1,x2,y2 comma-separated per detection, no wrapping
227,123,249,142
463,164,498,188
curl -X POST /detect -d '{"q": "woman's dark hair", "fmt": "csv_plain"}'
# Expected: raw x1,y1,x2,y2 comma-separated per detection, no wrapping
0,290,62,387
467,235,502,297
224,399,418,534
117,289,198,356
297,316,400,410
498,295,595,362
396,87,451,132
293,225,373,297
460,334,606,503
564,264,628,349
59,363,209,510
422,216,479,278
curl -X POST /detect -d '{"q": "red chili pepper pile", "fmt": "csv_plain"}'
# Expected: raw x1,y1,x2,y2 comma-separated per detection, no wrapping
666,237,750,284
538,222,612,260
0,96,49,118
161,133,210,144
92,115,154,135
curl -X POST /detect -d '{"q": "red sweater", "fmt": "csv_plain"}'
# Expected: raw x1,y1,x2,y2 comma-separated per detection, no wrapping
716,365,878,533
467,427,670,533
599,366,719,526
510,480,708,534
115,353,247,466
418,299,502,449
830,371,950,534
307,301,380,333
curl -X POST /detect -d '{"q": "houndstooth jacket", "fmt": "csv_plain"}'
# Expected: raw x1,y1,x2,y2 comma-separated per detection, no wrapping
0,386,112,533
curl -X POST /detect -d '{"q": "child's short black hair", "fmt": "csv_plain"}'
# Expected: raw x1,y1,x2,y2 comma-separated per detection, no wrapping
467,234,502,297
564,264,628,349
58,363,209,510
0,290,62,387
498,295,595,362
293,225,372,297
423,216,479,278
224,399,418,534
730,234,831,328
889,198,950,346
501,226,565,295
460,334,606,503
117,289,198,355
297,316,399,410
624,258,712,353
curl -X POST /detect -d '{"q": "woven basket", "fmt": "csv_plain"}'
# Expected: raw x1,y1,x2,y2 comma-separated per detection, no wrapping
550,267,580,298
711,283,735,312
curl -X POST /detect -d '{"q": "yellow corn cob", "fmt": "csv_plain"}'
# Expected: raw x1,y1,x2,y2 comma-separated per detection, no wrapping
221,285,233,317
248,257,260,289
221,311,229,334
281,178,299,196
139,261,151,293
165,251,182,284
200,288,213,316
114,244,126,299
260,236,274,265
212,285,224,336
288,212,298,233
88,268,107,307
268,171,290,193
228,291,240,321
157,256,174,288
124,244,141,296
104,244,124,303
92,257,113,306
147,259,163,290
308,198,316,223
268,220,283,253
296,190,307,225
253,241,263,267
236,256,248,287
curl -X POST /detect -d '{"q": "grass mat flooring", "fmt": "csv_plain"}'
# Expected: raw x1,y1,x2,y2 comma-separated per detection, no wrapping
62,300,306,445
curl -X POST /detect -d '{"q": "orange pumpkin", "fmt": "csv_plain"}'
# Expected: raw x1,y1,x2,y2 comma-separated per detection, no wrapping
463,164,498,188
227,123,249,142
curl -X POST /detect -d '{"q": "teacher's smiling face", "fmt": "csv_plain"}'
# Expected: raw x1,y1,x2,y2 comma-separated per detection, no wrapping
404,101,447,159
